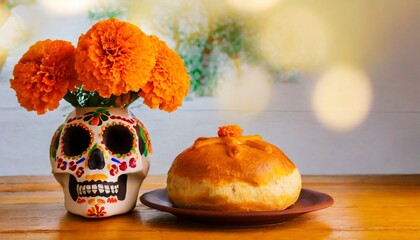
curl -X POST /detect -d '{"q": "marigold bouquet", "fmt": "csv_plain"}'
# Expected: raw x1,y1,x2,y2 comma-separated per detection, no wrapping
10,18,190,114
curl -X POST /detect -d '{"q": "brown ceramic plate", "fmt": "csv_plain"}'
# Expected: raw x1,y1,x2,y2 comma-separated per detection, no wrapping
140,188,334,225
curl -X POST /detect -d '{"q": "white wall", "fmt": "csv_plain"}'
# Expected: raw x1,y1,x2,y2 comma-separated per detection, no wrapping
1,69,420,176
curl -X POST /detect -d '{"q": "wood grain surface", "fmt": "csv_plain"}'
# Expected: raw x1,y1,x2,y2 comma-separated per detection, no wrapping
0,175,419,239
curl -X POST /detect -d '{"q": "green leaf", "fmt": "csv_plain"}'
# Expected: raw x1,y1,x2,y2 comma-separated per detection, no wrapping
140,129,148,157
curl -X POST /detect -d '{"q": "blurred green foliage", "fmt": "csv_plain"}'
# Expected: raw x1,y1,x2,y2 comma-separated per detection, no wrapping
175,17,254,96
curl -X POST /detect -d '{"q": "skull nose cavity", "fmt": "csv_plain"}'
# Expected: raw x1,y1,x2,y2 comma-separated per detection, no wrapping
88,148,105,170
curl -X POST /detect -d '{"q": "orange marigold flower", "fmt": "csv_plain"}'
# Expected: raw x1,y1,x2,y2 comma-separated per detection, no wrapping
139,35,190,112
218,125,243,137
10,39,79,114
75,18,155,98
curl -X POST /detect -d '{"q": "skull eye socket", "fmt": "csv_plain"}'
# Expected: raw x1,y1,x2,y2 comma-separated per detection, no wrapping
62,126,91,156
103,125,133,154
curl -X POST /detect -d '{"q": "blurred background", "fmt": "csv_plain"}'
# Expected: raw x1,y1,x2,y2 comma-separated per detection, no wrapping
1,0,420,175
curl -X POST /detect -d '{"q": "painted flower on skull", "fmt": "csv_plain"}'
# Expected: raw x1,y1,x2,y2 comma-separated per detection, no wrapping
87,204,107,217
83,108,110,126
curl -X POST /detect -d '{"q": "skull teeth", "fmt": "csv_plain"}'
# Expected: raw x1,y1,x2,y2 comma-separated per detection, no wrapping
69,174,127,202
76,182,119,198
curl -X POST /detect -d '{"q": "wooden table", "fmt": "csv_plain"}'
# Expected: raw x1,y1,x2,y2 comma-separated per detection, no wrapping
1,175,419,239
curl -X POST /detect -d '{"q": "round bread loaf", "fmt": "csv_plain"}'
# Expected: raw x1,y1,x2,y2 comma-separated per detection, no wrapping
167,125,301,211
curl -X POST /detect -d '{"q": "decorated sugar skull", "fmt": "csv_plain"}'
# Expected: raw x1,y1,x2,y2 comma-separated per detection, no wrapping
50,107,151,218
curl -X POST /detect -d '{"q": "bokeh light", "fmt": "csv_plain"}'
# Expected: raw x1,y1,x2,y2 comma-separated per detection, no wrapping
257,4,330,71
0,6,11,27
0,14,27,50
38,0,99,16
215,64,272,117
0,46,7,71
312,65,373,132
226,0,281,14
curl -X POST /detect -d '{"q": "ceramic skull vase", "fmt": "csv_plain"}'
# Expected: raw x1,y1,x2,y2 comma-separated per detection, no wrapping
50,107,151,218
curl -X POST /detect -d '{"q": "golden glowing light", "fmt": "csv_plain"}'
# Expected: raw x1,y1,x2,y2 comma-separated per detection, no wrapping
312,65,372,132
0,7,11,68
0,46,7,71
0,7,11,27
215,64,272,117
257,5,330,70
0,14,27,50
226,0,281,13
39,0,99,16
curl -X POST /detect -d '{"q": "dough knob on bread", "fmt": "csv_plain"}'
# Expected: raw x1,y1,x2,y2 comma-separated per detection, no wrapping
167,125,301,211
